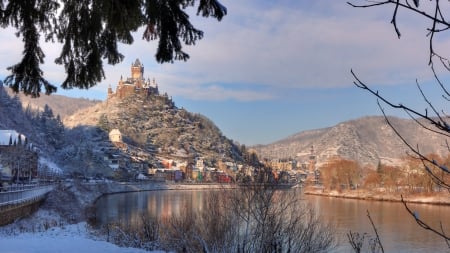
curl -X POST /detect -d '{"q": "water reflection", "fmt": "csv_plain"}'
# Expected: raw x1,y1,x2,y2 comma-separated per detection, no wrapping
95,190,207,225
306,196,450,252
95,190,450,253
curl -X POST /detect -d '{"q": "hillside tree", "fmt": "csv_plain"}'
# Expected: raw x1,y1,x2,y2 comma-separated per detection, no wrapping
0,0,227,97
349,0,450,246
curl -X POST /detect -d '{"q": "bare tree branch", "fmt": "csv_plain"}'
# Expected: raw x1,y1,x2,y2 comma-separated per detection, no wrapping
351,69,450,133
376,100,450,189
401,195,450,243
367,210,385,253
348,0,450,70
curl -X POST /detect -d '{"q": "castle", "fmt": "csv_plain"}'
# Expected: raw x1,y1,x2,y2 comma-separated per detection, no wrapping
107,58,159,99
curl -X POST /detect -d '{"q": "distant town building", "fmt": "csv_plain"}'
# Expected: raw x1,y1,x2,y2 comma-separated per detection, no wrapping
308,146,319,184
107,58,159,100
109,129,122,143
196,158,205,170
0,130,38,181
308,146,316,173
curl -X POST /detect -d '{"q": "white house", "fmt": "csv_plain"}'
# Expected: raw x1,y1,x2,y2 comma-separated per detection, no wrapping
109,129,122,143
196,158,205,170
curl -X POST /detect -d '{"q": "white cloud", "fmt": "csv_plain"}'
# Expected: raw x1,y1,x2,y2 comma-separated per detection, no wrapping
0,1,446,101
125,0,442,101
170,83,275,102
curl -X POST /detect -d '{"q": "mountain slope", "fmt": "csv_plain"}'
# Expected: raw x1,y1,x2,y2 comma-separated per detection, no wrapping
5,87,100,119
254,116,449,167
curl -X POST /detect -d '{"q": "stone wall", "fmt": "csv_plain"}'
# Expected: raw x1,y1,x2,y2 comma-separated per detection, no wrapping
0,199,43,226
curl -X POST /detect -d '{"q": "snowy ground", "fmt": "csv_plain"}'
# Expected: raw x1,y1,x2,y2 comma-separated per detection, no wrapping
0,222,163,253
0,207,154,253
304,187,450,205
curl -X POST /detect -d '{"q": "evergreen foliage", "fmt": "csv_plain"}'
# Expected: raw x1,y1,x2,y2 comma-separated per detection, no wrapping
0,0,227,97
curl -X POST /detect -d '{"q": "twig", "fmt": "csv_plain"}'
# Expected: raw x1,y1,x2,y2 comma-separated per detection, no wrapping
367,210,385,253
401,195,450,242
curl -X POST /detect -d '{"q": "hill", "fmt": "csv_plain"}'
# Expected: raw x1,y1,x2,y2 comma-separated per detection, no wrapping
253,116,449,167
1,83,245,178
63,91,243,171
5,87,100,119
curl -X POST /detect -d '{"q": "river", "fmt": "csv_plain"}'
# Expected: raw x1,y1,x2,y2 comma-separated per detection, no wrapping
94,189,450,252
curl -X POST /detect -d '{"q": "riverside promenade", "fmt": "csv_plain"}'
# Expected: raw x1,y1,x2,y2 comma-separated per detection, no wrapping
0,184,55,225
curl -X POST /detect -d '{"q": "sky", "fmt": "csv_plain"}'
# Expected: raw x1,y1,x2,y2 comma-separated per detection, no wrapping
2,0,450,145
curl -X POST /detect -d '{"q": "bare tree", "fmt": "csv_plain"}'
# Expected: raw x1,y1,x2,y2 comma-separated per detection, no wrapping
349,0,450,248
102,213,162,251
348,211,385,253
105,186,336,252
163,185,336,253
348,0,450,71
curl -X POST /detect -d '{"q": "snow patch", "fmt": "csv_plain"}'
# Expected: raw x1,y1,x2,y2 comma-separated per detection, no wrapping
0,222,161,253
39,157,63,174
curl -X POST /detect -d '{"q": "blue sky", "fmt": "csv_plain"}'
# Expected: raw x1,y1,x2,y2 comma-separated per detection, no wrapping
2,0,450,145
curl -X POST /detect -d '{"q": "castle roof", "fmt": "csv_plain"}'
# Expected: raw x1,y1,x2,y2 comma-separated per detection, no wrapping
132,58,142,67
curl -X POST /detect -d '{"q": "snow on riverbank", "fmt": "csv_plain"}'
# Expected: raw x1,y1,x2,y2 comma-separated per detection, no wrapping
0,222,162,253
304,187,450,205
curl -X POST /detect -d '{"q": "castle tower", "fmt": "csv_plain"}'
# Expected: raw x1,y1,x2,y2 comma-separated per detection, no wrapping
107,84,113,99
131,58,143,80
119,75,123,86
308,146,317,184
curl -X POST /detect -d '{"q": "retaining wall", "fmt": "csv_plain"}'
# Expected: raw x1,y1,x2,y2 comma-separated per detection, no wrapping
0,185,54,225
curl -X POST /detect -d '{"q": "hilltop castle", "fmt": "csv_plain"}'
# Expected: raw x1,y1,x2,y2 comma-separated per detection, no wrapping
107,58,159,100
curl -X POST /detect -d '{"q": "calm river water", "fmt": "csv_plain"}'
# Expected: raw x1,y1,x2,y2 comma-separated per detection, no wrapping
95,189,450,252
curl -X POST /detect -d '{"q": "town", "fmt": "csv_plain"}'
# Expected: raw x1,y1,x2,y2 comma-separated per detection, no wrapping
0,59,321,208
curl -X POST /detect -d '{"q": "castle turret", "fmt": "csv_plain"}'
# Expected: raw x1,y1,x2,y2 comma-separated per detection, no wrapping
131,59,143,80
107,84,113,99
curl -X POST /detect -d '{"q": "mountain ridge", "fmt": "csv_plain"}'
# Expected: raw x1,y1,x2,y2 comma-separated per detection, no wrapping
253,115,449,167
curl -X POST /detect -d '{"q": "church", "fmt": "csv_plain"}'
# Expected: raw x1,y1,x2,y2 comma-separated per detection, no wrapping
107,59,159,100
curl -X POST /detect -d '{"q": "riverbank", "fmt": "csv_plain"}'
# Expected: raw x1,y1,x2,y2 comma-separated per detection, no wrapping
0,181,234,229
0,181,232,253
303,186,450,205
2,182,449,253
4,182,450,229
